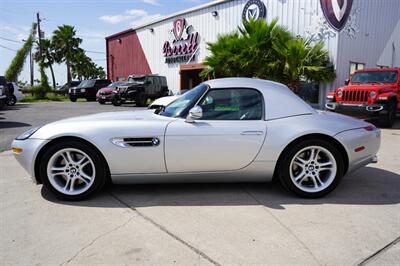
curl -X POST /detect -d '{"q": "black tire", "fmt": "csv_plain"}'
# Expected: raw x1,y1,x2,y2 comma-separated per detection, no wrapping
278,139,344,198
112,98,122,106
86,97,96,102
135,94,148,107
70,97,77,102
98,100,106,104
6,95,17,106
379,101,397,128
39,140,108,200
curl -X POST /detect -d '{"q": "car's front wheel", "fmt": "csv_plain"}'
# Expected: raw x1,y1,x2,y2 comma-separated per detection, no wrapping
278,139,344,198
69,97,77,102
39,141,108,200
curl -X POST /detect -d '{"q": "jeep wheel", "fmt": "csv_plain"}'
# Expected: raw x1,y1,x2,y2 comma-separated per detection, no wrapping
6,95,17,106
112,98,122,106
379,101,397,128
70,97,77,102
135,94,148,107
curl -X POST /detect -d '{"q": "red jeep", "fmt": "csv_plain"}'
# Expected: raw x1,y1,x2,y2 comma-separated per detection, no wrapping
325,68,399,127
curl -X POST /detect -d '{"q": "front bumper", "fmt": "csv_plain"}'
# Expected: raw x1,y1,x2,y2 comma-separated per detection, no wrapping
96,94,112,102
325,102,388,117
11,138,50,183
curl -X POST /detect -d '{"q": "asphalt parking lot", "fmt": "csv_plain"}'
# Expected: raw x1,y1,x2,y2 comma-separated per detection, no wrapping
0,102,399,265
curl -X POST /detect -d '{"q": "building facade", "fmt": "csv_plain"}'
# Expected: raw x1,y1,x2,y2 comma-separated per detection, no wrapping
106,0,400,106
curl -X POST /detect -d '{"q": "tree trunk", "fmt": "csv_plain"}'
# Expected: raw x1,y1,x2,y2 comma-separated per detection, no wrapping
49,64,56,89
288,79,300,94
66,60,71,83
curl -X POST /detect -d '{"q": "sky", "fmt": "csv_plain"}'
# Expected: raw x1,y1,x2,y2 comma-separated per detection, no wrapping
0,0,212,85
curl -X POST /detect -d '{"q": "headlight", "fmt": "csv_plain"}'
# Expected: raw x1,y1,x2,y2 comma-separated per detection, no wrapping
337,89,343,97
80,88,86,92
369,91,377,98
16,127,40,140
68,89,72,93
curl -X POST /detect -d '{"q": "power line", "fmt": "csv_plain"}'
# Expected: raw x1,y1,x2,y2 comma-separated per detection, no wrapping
0,44,18,52
0,36,23,43
85,50,106,54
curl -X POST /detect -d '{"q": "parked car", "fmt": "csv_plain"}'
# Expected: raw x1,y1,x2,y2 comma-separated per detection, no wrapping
6,82,24,106
112,75,168,107
96,81,130,104
12,78,380,200
148,95,180,110
58,81,81,95
69,79,111,102
326,68,399,127
0,76,8,108
148,89,188,110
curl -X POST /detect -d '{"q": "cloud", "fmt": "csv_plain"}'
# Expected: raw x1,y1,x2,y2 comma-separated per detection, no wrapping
99,15,133,24
129,14,163,27
99,9,163,27
140,0,161,6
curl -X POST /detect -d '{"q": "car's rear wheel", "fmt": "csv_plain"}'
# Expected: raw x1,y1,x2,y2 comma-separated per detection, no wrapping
379,101,397,128
6,95,17,106
39,141,107,200
278,139,344,198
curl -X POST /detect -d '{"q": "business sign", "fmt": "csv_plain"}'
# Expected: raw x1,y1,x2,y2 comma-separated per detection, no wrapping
242,0,266,23
320,0,353,31
163,18,199,64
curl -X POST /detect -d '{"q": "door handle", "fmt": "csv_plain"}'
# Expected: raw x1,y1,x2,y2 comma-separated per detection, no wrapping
240,131,264,135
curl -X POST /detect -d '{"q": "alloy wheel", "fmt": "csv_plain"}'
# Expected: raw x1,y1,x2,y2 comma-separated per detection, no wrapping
289,146,337,193
46,148,96,195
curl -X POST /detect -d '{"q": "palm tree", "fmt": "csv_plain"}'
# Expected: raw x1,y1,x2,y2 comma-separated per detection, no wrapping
281,38,335,93
201,19,335,93
201,19,292,80
34,38,56,88
51,25,82,83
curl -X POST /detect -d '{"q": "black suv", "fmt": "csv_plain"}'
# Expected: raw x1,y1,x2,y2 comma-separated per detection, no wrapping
112,75,168,107
69,79,111,102
0,76,10,109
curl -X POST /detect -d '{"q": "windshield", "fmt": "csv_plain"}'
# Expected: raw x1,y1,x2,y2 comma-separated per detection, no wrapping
159,84,208,118
77,80,95,88
351,71,398,84
108,82,126,88
128,77,146,83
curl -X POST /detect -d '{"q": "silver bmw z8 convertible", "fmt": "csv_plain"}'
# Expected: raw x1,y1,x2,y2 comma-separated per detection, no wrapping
12,78,380,200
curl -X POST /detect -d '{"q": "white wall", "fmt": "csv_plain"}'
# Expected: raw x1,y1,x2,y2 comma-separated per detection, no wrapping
336,0,400,89
136,0,339,93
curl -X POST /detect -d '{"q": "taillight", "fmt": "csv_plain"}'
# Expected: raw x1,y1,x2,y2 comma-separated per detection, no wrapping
363,125,376,131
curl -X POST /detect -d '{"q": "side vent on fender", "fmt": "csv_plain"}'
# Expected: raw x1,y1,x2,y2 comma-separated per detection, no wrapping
110,137,160,148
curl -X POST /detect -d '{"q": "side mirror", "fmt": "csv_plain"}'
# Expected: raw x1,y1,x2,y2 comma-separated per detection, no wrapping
344,79,350,85
185,106,202,123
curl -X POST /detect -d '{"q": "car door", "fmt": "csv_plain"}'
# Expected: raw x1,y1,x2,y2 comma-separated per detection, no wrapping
165,88,266,173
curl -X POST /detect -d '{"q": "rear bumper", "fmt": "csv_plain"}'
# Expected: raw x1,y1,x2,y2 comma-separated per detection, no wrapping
325,102,388,117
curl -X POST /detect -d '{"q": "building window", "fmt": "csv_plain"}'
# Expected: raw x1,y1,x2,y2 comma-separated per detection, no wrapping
350,62,365,75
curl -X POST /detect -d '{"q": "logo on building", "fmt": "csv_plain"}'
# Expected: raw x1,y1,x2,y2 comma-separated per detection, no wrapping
163,18,199,64
242,0,266,23
320,0,353,31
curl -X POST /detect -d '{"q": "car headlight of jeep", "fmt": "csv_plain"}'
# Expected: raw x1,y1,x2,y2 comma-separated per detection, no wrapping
369,91,377,98
80,88,86,92
16,127,40,140
337,89,343,97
